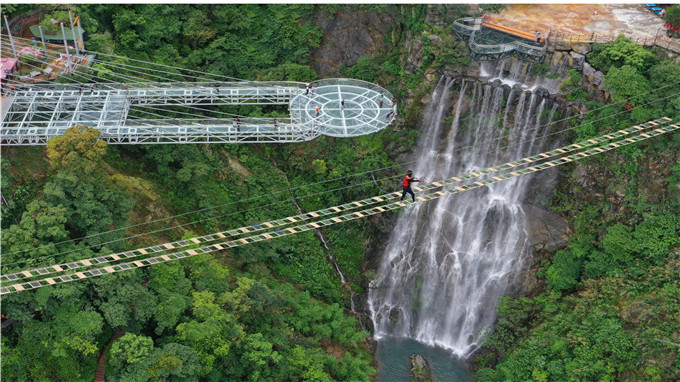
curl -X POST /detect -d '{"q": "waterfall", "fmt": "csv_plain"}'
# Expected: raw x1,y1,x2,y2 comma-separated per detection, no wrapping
368,69,558,358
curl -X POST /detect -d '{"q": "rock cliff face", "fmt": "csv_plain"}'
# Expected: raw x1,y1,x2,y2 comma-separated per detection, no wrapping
310,4,605,311
311,7,397,77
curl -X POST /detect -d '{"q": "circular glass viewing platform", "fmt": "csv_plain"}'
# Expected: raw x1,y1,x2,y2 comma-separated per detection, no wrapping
289,78,396,138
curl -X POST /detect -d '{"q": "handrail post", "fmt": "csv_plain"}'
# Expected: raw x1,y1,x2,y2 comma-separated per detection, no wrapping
76,18,85,52
3,15,17,57
60,22,73,73
68,9,78,55
38,26,48,57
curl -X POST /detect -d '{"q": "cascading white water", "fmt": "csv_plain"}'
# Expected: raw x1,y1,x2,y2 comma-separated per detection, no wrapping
368,70,559,358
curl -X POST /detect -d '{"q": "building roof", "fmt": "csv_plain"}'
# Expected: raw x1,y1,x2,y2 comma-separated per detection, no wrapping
29,25,83,41
1,58,19,80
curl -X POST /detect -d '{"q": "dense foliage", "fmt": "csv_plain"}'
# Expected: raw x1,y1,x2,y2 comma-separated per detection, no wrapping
2,125,382,381
0,4,420,381
665,5,680,29
474,38,680,381
79,4,323,81
4,4,678,381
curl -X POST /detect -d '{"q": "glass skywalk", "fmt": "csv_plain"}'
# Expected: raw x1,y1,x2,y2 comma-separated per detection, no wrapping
0,78,395,145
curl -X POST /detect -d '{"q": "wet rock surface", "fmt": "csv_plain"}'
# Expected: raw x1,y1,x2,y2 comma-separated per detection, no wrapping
524,204,569,255
410,354,435,382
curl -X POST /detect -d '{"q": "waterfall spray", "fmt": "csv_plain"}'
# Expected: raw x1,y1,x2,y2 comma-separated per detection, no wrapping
368,63,560,358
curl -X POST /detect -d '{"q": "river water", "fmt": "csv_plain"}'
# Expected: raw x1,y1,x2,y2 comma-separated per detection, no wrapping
375,337,471,381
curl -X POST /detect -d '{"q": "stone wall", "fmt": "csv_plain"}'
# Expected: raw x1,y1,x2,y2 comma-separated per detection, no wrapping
547,40,611,101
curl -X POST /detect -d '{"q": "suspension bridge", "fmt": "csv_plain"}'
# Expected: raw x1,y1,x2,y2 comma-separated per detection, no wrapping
1,117,676,295
0,33,396,145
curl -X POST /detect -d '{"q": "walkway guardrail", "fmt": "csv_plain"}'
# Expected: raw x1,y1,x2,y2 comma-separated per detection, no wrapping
313,78,394,104
452,18,480,37
454,18,548,62
10,79,396,101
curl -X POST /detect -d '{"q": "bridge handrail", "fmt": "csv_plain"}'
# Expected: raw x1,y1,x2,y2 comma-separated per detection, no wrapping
464,21,548,57
452,18,480,36
124,117,294,125
312,78,394,102
468,30,519,54
514,40,547,55
12,78,396,103
20,81,303,91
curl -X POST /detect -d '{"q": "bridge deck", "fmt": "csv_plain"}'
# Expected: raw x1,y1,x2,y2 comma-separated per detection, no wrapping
482,22,545,43
0,79,395,145
452,18,548,63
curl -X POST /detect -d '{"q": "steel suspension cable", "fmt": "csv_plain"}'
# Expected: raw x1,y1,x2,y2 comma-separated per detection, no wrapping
1,34,236,86
2,117,672,282
3,118,676,295
5,34,680,263
3,92,678,265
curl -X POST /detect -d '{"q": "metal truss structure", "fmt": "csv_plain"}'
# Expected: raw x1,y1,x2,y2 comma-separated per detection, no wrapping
1,79,396,145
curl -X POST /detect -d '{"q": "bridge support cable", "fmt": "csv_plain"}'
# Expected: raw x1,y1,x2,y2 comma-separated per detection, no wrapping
1,118,675,295
3,117,670,285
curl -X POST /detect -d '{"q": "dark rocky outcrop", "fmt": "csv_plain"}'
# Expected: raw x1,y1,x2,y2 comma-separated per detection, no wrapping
312,7,397,77
524,204,569,256
569,51,586,71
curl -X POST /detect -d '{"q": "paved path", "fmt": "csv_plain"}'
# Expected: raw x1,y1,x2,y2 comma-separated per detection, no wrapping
488,4,669,40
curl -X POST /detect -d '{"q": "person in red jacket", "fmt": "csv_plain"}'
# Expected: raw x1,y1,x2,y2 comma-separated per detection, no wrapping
401,170,420,202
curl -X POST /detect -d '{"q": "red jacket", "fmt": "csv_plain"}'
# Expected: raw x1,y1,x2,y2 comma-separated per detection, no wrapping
402,175,420,188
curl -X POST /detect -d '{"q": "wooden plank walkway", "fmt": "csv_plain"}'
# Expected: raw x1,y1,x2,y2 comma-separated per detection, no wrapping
94,330,126,382
482,22,544,42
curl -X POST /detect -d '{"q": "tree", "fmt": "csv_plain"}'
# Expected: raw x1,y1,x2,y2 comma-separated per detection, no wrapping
46,125,108,176
258,63,318,82
588,35,657,73
175,291,244,374
665,5,680,29
110,343,201,382
154,291,190,335
43,171,133,245
1,201,70,265
343,55,382,83
38,8,71,34
2,304,104,381
110,333,154,369
44,126,133,244
91,272,158,330
1,4,40,16
546,249,582,291
285,345,334,382
146,343,202,382
239,333,282,381
648,62,680,117
603,65,652,106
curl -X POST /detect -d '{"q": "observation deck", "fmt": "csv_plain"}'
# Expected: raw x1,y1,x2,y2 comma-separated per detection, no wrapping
452,18,549,63
0,78,396,145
